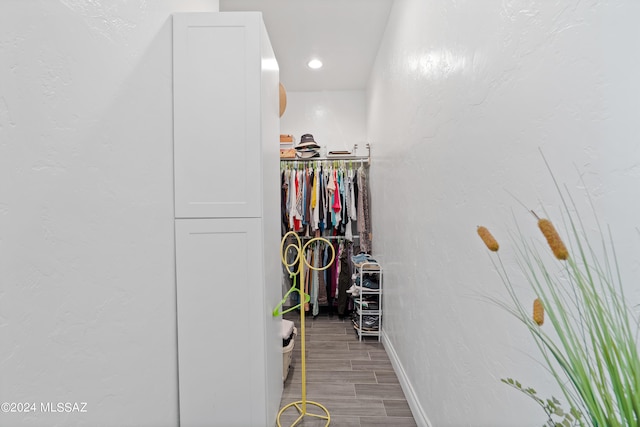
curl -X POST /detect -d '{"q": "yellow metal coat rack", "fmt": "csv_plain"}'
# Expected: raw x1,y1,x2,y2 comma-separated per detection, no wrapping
275,231,335,427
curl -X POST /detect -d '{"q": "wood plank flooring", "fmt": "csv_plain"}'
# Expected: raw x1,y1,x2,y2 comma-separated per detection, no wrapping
277,313,417,427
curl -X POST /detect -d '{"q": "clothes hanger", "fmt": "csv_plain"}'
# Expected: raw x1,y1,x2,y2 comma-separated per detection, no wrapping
272,274,310,316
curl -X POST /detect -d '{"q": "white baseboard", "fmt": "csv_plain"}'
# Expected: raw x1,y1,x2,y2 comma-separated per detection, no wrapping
381,329,433,427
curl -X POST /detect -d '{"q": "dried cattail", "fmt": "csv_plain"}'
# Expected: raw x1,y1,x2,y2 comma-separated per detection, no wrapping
533,298,544,326
477,226,499,252
537,218,569,260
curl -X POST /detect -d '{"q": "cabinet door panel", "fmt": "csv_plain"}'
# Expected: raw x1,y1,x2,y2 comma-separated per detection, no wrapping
175,218,264,426
173,13,261,218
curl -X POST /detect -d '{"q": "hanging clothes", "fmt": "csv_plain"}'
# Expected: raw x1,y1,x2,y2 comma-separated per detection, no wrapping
357,165,372,253
318,166,326,232
280,160,370,238
336,240,353,318
332,169,341,228
304,249,311,311
339,169,348,235
311,168,319,230
317,239,328,306
311,243,321,317
279,159,372,313
345,168,355,241
293,170,302,230
304,168,312,228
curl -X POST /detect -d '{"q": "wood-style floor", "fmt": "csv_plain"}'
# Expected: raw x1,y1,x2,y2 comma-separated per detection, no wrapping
277,312,417,427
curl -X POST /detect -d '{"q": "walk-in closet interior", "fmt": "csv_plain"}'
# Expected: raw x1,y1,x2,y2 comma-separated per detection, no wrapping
3,1,639,426
280,157,372,316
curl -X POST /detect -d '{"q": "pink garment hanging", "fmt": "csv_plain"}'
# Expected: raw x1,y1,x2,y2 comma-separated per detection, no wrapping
330,242,341,298
332,169,341,213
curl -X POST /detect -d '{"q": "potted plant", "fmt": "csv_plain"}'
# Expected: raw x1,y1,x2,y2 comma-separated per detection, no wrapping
477,163,640,426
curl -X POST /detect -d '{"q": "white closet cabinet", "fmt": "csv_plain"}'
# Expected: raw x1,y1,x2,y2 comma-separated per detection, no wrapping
173,12,282,427
174,12,272,219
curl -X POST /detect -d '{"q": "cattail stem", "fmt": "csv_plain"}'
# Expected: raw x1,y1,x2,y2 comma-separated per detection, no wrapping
477,226,499,252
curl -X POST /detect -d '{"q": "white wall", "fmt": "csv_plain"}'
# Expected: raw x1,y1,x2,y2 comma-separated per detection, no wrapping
280,90,368,155
367,1,640,426
0,1,218,426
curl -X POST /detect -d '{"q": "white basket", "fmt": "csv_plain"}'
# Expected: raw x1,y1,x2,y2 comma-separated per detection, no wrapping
282,327,297,382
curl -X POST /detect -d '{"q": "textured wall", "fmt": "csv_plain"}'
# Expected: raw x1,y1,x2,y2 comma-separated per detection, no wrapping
280,90,368,155
0,1,218,426
367,1,640,426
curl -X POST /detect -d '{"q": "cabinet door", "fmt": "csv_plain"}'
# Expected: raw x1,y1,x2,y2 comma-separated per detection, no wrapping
173,13,262,218
175,218,265,426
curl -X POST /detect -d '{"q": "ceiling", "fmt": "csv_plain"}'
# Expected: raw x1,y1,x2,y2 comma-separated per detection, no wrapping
219,0,394,92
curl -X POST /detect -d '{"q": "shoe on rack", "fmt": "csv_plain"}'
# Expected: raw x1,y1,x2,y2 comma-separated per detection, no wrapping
350,253,369,263
362,316,379,330
354,300,369,309
362,298,379,310
361,278,379,289
351,253,377,267
352,318,360,330
355,276,379,287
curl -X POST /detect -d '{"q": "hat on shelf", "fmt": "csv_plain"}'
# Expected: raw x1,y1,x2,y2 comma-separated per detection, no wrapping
295,149,320,159
296,133,321,150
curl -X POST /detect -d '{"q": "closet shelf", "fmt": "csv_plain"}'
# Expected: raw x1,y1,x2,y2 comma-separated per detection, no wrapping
355,288,380,295
281,143,371,163
356,332,380,338
280,156,369,163
352,302,381,316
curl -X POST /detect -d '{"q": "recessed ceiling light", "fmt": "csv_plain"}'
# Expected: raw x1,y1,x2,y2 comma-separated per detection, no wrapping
307,59,323,69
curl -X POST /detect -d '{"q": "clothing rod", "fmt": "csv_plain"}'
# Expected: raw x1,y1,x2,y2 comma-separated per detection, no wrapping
282,235,360,241
279,156,369,162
